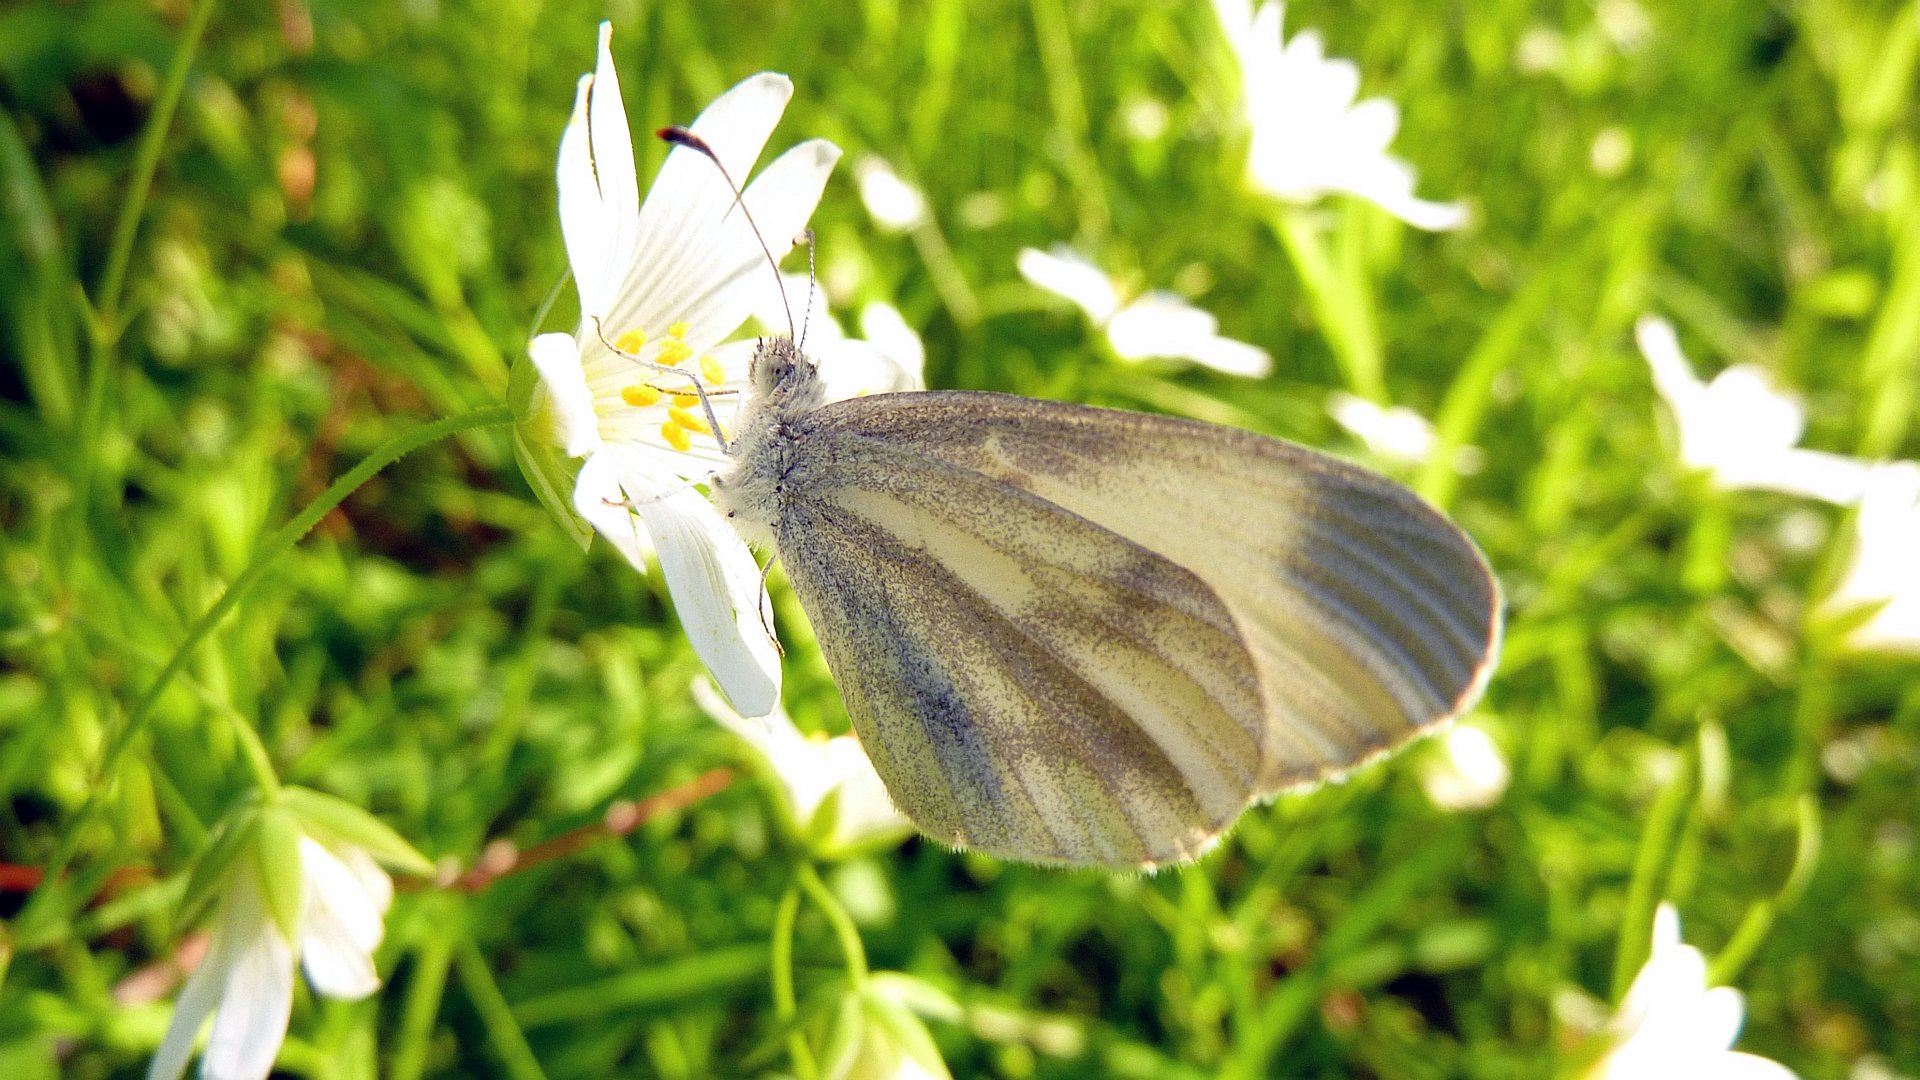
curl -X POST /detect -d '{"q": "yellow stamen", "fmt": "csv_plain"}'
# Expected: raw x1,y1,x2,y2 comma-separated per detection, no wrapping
667,321,690,339
660,420,693,452
658,339,693,367
614,329,648,354
698,355,726,384
670,392,701,410
621,384,663,407
669,405,711,435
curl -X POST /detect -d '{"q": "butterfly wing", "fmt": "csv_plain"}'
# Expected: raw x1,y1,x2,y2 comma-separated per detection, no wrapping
770,431,1269,868
803,390,1504,793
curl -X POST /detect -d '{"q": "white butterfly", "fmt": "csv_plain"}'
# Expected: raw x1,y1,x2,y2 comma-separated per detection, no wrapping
704,329,1502,869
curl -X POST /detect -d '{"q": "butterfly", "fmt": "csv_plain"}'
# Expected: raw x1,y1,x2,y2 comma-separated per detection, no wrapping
647,128,1503,871
706,335,1501,869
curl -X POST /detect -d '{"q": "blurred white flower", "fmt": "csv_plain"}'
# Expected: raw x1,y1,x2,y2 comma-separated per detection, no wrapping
522,23,841,717
1017,246,1272,377
1328,391,1438,462
1419,724,1510,811
693,679,912,856
1821,462,1920,654
1636,316,1873,505
1213,0,1467,230
855,156,929,233
151,837,395,1080
1586,904,1799,1080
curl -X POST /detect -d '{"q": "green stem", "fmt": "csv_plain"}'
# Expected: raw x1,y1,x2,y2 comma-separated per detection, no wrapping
1272,209,1384,402
772,883,819,1080
223,705,281,799
1610,752,1695,999
795,862,868,987
16,403,512,948
96,0,219,331
455,934,550,1080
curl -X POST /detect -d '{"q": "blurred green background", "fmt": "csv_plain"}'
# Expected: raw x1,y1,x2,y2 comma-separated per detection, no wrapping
2,0,1917,1076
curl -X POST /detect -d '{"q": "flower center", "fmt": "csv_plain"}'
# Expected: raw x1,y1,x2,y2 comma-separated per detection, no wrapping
607,320,732,451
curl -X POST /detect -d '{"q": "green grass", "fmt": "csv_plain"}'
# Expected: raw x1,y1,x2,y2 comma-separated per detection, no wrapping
2,0,1917,1076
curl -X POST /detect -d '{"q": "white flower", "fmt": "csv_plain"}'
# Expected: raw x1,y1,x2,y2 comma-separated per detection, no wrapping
150,839,393,1080
1419,724,1510,811
1016,246,1272,377
855,156,929,233
1821,462,1920,653
1586,904,1798,1080
1214,0,1467,230
1636,316,1873,505
1328,391,1438,462
524,23,842,717
693,678,911,855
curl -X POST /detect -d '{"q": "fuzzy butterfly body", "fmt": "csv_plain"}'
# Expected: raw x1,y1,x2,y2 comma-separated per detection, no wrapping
712,335,1501,869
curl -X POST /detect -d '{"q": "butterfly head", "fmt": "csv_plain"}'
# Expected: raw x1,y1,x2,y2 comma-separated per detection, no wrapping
747,334,825,414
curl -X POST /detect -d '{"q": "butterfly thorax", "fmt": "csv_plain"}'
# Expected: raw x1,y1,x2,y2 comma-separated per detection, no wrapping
711,335,824,549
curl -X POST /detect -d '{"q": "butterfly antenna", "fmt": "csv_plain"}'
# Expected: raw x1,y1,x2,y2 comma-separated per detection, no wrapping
797,228,817,350
657,126,797,341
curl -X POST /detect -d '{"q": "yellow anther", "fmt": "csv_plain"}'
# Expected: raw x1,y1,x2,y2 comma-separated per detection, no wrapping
670,392,701,410
669,405,711,435
698,355,726,384
620,384,663,407
660,420,693,452
657,339,693,367
667,321,690,339
614,328,648,354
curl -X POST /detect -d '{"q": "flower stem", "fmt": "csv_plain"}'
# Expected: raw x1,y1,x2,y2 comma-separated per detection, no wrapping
772,883,819,1080
15,403,512,949
795,862,868,988
1272,209,1385,402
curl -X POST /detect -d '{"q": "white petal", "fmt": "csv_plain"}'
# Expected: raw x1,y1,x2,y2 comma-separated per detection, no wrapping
855,155,929,232
1718,1052,1802,1080
1107,293,1271,375
1106,291,1214,359
297,839,386,1000
556,73,615,318
1636,316,1706,416
821,737,910,847
1017,246,1118,324
858,302,927,389
200,893,296,1080
614,138,842,355
1329,392,1438,462
587,450,781,716
813,338,924,402
528,332,602,458
1339,154,1468,230
572,450,659,568
586,23,641,290
1715,448,1874,504
1692,985,1748,1052
149,921,247,1080
1344,97,1401,154
614,72,797,339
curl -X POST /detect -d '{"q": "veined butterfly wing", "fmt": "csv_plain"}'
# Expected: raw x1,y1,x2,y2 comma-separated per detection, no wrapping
762,389,1501,867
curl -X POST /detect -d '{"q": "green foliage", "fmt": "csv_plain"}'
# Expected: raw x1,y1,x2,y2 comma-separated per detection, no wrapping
1,0,1917,1077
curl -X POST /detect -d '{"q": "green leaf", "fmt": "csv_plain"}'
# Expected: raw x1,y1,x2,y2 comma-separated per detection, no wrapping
253,805,306,941
815,989,865,1080
507,344,593,552
176,805,262,932
281,786,434,876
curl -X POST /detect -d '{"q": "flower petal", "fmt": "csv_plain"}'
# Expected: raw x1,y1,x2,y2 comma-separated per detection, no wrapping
200,888,295,1080
581,450,781,716
148,928,240,1080
297,839,386,1000
813,338,924,401
614,72,800,341
1017,246,1119,324
528,332,601,457
624,138,843,356
586,23,641,292
859,302,927,389
556,74,614,318
572,450,659,567
636,479,782,718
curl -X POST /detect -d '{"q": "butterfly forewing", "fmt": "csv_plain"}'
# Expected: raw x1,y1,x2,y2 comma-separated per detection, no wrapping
790,391,1502,809
772,439,1268,867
